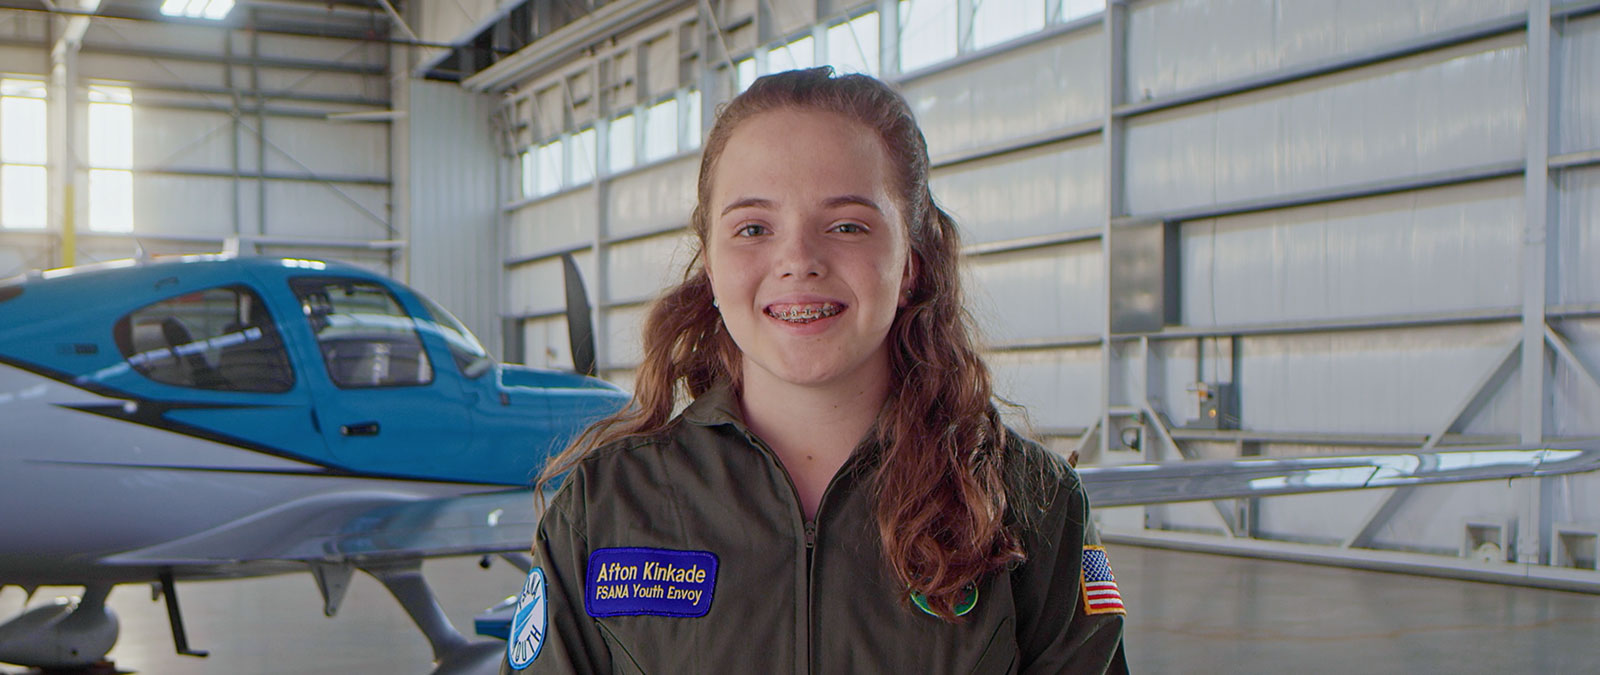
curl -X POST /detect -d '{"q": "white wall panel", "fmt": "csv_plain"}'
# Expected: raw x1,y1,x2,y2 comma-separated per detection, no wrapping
968,242,1104,342
506,257,568,318
77,52,227,89
0,235,51,277
1253,486,1399,544
932,138,1104,245
522,315,575,371
0,45,45,75
1556,166,1600,305
136,108,238,172
1182,178,1522,326
127,174,239,238
406,80,501,358
1375,480,1537,555
1126,0,1527,102
607,156,697,238
1555,12,1600,154
1125,36,1525,215
509,190,598,259
261,182,389,239
904,27,1104,159
1553,317,1600,437
263,118,388,178
987,347,1102,430
256,67,385,100
419,0,516,48
251,34,385,66
0,10,48,42
604,304,649,368
606,232,695,303
1237,323,1522,435
82,18,226,55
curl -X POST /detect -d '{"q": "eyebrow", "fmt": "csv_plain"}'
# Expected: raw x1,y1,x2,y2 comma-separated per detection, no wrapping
720,194,885,217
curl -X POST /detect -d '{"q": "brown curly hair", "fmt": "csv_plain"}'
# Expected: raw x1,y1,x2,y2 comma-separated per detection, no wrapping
539,67,1026,621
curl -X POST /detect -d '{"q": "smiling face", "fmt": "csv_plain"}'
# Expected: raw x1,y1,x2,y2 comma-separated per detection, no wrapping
704,108,914,393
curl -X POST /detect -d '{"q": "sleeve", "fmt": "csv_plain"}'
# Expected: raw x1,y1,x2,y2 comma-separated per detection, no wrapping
503,468,614,674
1012,471,1129,675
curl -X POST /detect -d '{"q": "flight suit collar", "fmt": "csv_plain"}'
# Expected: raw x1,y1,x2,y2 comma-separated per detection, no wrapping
681,380,746,429
680,380,886,473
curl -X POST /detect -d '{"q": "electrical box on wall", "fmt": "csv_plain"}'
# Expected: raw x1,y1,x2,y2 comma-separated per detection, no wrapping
1183,381,1238,430
1108,220,1181,333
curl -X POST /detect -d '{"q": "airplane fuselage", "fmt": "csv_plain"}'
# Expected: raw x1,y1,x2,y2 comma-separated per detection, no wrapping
0,256,626,587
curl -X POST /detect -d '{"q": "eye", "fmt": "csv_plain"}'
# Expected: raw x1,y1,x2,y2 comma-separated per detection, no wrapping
830,222,868,234
734,222,770,237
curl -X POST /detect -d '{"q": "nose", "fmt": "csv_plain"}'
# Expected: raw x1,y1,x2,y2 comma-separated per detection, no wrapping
775,229,825,279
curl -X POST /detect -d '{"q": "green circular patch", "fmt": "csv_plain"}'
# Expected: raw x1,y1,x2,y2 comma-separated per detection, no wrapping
910,585,979,618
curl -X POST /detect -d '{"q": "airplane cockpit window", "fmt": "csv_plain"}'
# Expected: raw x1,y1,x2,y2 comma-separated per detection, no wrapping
418,295,492,377
112,285,294,393
290,278,433,389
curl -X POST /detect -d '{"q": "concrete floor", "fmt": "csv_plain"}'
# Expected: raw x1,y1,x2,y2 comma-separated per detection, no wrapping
2,545,1598,674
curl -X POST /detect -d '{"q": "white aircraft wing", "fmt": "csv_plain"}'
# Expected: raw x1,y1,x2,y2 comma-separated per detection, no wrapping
116,441,1598,569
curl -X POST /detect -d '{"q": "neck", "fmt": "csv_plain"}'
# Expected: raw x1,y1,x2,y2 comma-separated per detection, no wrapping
738,356,890,516
740,365,889,455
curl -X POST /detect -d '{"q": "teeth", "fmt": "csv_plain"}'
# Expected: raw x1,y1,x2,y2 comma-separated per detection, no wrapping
768,303,841,323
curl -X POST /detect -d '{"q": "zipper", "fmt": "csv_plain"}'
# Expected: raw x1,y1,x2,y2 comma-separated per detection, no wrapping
738,427,856,675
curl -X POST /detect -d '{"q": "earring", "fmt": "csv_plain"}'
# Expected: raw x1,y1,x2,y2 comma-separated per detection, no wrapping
712,297,719,309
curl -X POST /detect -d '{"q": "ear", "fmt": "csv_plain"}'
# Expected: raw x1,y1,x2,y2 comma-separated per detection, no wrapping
898,252,918,307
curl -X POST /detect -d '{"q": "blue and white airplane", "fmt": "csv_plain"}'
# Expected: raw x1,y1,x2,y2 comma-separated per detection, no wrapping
2,253,1597,674
0,253,628,673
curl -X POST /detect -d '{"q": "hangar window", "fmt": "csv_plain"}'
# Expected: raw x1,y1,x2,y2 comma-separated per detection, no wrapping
827,12,880,76
87,85,134,233
735,58,756,94
608,113,636,173
682,91,701,151
536,137,564,195
642,97,678,163
972,0,1045,51
768,35,815,74
519,149,535,199
0,78,47,230
899,0,958,72
114,285,294,393
290,278,433,389
570,127,597,185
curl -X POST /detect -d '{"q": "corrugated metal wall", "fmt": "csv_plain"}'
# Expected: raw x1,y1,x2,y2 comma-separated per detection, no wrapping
404,79,504,357
0,12,396,275
492,0,1600,573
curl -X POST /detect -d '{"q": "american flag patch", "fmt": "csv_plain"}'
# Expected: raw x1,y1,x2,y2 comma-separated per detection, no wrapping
1081,546,1125,615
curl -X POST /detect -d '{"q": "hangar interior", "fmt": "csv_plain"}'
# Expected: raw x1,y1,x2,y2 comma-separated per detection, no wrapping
3,0,1600,669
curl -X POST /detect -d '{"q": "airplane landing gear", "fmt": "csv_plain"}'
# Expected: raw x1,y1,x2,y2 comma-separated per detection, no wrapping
0,585,118,671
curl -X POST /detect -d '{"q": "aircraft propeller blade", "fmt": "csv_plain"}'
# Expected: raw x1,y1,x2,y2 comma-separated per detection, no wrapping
561,253,598,377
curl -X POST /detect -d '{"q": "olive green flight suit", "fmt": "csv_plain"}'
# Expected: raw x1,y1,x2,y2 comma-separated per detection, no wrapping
505,384,1127,674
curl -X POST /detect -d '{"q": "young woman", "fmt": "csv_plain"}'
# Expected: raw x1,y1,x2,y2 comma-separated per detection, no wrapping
504,67,1127,674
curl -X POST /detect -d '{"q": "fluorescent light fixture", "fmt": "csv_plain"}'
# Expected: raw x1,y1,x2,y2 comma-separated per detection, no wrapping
160,0,234,19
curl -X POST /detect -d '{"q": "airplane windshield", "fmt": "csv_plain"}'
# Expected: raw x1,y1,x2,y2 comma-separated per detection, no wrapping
290,278,433,389
418,295,491,375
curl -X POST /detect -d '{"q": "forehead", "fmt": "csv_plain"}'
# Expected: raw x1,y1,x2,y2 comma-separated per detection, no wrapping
710,108,896,204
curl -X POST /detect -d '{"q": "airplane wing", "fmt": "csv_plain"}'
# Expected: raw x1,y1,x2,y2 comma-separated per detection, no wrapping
1080,442,1600,507
106,441,1600,570
97,488,547,571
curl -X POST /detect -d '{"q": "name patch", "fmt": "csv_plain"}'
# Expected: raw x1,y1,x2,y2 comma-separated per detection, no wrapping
585,547,718,618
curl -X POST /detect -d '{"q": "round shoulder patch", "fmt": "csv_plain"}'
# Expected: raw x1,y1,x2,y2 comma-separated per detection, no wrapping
507,568,548,669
